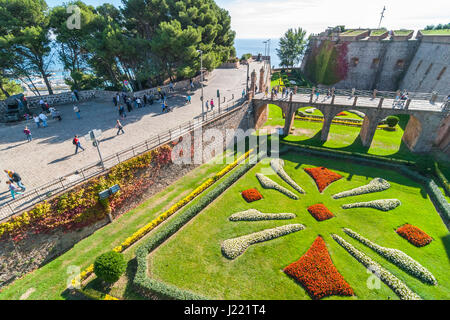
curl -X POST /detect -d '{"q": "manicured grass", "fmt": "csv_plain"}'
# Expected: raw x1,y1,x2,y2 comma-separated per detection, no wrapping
0,159,231,300
341,30,368,36
371,29,387,36
149,152,450,300
393,30,413,36
420,29,450,35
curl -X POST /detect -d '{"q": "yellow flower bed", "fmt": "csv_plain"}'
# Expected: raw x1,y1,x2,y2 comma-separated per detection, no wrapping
71,149,253,287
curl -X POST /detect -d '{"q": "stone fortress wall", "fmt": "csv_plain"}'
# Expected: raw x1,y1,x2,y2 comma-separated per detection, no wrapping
301,29,450,95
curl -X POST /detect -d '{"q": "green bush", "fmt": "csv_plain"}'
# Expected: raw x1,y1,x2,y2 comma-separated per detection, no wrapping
94,251,126,283
240,53,252,61
386,116,400,128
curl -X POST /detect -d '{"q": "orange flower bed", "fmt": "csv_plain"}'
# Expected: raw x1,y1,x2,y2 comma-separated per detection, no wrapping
307,204,334,221
337,112,347,117
284,236,354,300
396,224,433,247
241,188,263,202
304,167,343,192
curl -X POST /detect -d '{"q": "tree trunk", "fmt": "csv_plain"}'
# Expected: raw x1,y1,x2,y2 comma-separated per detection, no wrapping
0,82,10,98
41,70,54,95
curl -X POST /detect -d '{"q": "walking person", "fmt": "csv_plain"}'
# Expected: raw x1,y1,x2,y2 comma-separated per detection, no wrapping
210,98,214,111
126,97,133,112
116,119,125,135
39,112,48,127
242,88,246,98
113,95,117,107
73,105,81,119
5,170,26,191
143,94,148,106
33,114,40,128
74,89,79,101
205,99,209,111
73,135,85,154
169,81,174,92
24,126,32,142
49,107,62,121
119,104,126,118
136,97,142,108
6,181,23,200
185,94,191,104
71,91,78,102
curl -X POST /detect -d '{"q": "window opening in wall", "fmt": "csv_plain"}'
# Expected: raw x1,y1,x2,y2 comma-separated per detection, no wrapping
425,63,433,75
395,59,405,68
437,67,446,80
371,58,380,69
415,60,422,72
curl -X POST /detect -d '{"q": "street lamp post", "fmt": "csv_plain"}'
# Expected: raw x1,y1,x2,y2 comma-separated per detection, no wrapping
197,50,205,121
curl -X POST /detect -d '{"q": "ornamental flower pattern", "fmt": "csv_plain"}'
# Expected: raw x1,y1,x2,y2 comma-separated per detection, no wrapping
221,161,435,300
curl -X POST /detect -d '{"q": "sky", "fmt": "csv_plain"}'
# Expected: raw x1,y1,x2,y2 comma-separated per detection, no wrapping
46,0,450,39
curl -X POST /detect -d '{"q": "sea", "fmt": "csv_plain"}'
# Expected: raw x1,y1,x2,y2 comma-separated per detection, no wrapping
234,38,281,68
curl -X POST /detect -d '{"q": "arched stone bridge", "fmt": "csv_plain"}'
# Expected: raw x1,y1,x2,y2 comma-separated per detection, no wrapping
252,90,449,153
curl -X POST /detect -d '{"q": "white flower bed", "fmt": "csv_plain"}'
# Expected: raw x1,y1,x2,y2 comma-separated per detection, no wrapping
349,110,366,118
222,224,305,259
343,228,437,285
270,159,305,194
332,178,390,199
342,199,400,211
229,209,296,221
331,234,421,300
305,108,315,114
256,173,299,200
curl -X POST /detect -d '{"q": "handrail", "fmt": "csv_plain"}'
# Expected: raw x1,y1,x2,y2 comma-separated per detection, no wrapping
0,96,247,221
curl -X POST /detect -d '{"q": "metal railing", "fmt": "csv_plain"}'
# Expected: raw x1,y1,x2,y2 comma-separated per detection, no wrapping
259,86,449,111
0,96,248,222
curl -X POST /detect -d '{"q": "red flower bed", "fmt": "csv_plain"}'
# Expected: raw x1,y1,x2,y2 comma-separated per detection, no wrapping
337,112,348,117
307,204,334,221
304,167,343,192
284,236,354,300
396,224,433,247
242,189,263,202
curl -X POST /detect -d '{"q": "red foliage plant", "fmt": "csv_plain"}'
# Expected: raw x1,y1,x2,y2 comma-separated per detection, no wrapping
284,236,354,300
307,204,334,221
396,224,433,247
304,167,343,193
241,189,263,202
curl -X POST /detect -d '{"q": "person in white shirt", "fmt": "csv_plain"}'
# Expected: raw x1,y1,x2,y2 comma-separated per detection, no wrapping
136,97,142,108
33,114,41,128
39,112,48,127
39,99,45,112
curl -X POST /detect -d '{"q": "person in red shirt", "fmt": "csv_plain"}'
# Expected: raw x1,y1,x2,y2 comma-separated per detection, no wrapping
73,135,85,154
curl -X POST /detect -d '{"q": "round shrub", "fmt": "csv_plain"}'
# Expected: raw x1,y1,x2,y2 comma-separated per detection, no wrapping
94,251,126,283
386,116,400,128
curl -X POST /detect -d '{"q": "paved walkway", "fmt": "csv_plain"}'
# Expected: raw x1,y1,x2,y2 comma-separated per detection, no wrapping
0,61,263,203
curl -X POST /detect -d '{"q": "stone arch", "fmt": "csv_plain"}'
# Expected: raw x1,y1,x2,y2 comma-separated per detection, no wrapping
370,112,411,155
252,100,289,131
326,108,369,146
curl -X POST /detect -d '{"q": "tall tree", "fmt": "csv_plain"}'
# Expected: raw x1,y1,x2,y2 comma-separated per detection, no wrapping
49,1,98,90
277,28,307,68
0,0,54,94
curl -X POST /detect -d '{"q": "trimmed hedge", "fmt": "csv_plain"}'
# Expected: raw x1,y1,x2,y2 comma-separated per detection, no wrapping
280,142,450,221
434,162,450,196
94,251,126,283
133,154,262,300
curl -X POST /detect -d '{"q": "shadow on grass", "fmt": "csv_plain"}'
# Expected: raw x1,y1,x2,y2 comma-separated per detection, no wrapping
441,234,450,261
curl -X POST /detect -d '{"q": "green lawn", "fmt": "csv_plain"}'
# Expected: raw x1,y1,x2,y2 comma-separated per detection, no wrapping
341,30,368,36
420,29,450,35
149,152,450,300
0,159,231,300
371,29,387,36
393,30,413,36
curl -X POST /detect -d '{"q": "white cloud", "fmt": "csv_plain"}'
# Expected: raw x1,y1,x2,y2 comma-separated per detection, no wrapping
219,0,450,38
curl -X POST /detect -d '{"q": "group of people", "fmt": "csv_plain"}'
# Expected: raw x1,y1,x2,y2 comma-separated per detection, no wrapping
4,170,25,200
